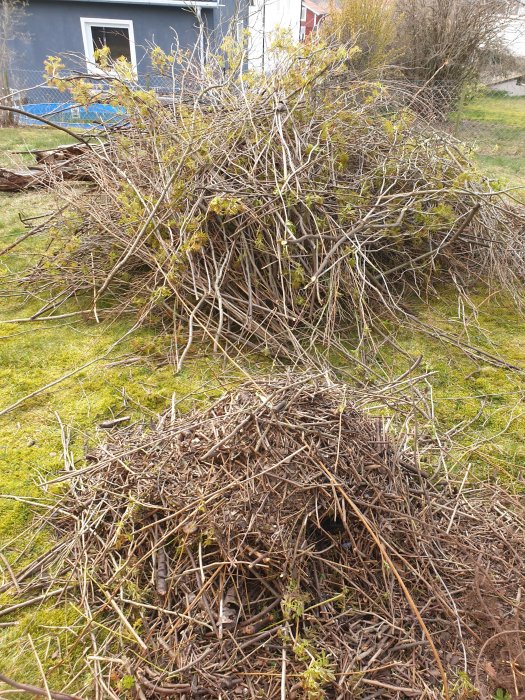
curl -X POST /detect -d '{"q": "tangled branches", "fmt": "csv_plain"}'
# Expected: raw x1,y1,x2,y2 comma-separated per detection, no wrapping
5,375,525,698
9,38,525,367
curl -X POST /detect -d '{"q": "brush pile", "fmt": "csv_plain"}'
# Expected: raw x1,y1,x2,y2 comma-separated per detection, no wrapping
9,39,525,365
9,376,525,698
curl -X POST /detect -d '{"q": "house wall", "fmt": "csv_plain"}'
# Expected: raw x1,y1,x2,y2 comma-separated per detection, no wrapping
11,0,297,99
12,0,223,79
247,0,301,70
299,6,325,41
303,8,316,37
490,77,525,96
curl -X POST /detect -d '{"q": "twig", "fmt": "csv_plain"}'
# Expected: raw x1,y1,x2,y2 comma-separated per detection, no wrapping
0,673,83,700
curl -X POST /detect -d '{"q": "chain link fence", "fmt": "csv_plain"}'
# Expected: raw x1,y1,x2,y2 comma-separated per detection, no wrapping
4,68,180,128
381,80,461,124
2,68,461,130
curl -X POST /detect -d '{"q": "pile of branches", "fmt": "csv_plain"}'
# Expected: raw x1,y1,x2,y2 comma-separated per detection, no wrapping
7,39,525,366
5,375,525,699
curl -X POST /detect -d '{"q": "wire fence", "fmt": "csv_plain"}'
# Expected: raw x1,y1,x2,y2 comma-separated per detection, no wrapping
4,69,181,128
2,69,461,130
382,80,461,124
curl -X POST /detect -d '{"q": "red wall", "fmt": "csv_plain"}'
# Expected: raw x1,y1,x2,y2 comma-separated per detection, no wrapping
300,8,325,39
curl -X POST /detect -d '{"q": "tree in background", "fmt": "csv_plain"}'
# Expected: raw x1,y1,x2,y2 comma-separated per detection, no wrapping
324,0,515,98
322,0,397,72
395,0,514,89
480,43,525,82
0,0,27,127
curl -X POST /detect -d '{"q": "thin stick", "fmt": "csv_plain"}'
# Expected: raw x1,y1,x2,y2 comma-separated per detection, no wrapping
28,634,53,700
0,587,68,619
102,590,148,651
0,672,83,700
0,356,105,418
280,646,287,700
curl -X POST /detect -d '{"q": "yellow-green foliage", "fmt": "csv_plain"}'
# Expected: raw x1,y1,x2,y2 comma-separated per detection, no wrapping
323,0,396,70
291,635,336,699
150,45,175,74
450,671,479,699
281,581,310,621
209,194,244,217
301,652,336,699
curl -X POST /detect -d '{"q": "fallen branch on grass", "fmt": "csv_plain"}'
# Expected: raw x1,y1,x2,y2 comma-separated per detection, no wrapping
0,104,91,145
0,166,48,191
0,142,94,191
0,318,142,417
0,672,84,700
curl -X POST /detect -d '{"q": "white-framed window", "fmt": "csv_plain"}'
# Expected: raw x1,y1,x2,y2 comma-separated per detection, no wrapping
300,3,307,22
80,18,137,75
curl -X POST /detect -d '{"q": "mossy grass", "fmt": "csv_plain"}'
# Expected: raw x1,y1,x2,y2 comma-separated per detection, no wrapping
0,99,525,692
375,289,525,484
0,305,229,687
0,134,233,686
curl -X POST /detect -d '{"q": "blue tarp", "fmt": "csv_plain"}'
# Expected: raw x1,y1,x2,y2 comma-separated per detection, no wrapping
18,102,126,129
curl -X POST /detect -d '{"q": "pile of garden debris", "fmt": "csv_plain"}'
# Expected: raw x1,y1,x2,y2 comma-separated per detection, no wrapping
0,143,92,191
6,375,525,698
9,41,525,369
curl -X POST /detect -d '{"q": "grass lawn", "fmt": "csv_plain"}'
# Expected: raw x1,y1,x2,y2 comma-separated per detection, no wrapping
392,94,525,482
0,127,77,167
456,94,525,189
0,102,524,694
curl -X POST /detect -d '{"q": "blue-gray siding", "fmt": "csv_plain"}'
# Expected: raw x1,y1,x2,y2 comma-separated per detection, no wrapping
13,0,241,80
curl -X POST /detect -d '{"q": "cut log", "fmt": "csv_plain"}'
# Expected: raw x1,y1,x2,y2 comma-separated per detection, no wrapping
13,143,90,161
34,144,93,182
34,143,89,165
0,143,94,191
0,167,46,192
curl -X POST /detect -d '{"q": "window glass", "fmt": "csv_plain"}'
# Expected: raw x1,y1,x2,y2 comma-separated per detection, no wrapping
91,26,131,62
